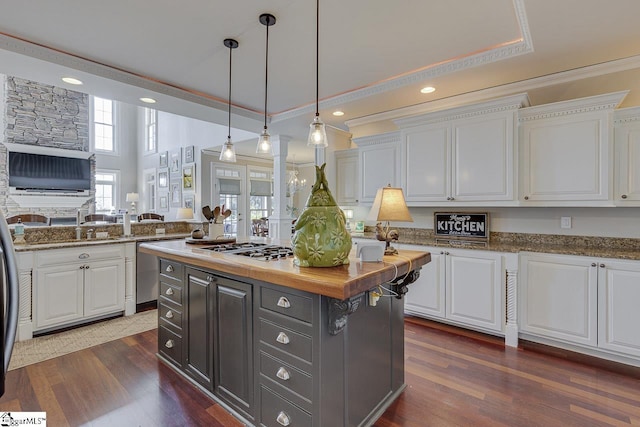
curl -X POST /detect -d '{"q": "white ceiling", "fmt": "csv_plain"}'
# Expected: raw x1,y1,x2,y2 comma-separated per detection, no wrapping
2,0,640,163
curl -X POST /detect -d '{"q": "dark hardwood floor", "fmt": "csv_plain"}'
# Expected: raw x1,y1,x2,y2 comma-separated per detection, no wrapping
1,317,639,426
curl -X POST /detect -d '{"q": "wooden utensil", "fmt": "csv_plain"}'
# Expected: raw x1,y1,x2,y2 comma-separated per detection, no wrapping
213,206,221,223
202,206,213,222
223,209,232,220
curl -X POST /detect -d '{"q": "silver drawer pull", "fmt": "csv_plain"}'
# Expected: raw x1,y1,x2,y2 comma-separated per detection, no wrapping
165,288,175,296
165,310,174,319
276,411,291,426
276,332,290,345
277,296,291,308
165,339,174,349
165,265,174,273
276,367,291,381
78,253,90,259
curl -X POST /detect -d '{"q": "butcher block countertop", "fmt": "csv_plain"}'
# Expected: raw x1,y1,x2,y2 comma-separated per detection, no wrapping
139,239,431,300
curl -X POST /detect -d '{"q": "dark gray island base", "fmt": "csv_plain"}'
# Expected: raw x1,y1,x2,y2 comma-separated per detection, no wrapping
141,240,430,427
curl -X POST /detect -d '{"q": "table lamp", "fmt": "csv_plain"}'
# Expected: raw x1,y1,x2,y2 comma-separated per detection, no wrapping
176,208,194,221
366,184,413,255
126,193,139,214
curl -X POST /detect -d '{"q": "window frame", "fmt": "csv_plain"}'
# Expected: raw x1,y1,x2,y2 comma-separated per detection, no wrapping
90,96,118,155
94,169,120,214
144,107,157,154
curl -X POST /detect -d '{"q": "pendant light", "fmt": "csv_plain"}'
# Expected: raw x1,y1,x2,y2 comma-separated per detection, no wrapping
256,13,276,154
220,38,239,162
307,0,328,147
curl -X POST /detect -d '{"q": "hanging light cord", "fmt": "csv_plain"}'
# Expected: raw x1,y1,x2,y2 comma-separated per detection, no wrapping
264,19,270,130
228,43,233,140
315,0,320,118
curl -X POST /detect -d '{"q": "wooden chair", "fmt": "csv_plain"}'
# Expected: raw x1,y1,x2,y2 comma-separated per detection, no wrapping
137,213,164,222
251,218,269,237
84,214,118,224
6,214,51,226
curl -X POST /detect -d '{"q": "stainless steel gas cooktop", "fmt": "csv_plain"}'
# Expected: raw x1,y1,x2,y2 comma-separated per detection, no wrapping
201,242,294,261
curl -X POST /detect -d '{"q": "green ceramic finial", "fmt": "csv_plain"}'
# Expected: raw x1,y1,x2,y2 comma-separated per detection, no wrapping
292,163,352,267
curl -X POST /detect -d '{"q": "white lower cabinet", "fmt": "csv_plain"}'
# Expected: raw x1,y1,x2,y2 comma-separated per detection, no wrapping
403,245,504,334
520,252,640,360
34,244,125,331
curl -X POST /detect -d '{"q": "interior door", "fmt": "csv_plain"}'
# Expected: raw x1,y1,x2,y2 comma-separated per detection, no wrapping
212,163,247,238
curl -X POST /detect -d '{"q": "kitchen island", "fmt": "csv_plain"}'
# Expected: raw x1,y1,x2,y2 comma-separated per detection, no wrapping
139,239,430,427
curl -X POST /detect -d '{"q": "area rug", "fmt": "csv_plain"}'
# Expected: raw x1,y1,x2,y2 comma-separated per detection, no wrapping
8,310,158,370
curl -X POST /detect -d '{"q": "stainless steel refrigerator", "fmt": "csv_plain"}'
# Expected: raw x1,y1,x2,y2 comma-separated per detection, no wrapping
0,212,20,397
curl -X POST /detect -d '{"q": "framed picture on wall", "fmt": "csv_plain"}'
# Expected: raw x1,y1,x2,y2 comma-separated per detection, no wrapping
159,151,168,168
170,150,181,175
158,169,169,188
183,145,195,164
170,180,182,207
184,195,194,212
182,165,194,190
158,194,169,212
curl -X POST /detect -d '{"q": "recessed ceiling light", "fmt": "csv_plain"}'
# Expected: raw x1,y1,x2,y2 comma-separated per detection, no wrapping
139,97,157,104
62,77,83,85
333,111,345,116
420,86,436,94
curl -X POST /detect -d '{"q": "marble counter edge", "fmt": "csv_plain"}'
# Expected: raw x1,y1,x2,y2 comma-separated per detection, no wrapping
13,233,191,252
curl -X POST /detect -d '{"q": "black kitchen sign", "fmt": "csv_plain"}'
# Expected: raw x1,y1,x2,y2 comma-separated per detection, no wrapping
434,212,489,240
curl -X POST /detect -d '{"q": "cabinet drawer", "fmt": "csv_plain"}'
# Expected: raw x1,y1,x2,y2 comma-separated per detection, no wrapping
160,281,182,306
160,259,183,281
159,301,182,330
260,352,312,401
159,325,182,367
260,386,311,427
261,287,312,323
260,319,312,363
36,244,124,268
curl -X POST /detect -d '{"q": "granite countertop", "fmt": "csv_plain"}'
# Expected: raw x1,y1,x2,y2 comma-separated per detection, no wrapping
355,230,640,261
13,233,191,252
139,239,431,300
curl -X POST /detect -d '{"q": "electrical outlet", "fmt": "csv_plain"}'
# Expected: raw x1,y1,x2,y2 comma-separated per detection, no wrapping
560,216,572,229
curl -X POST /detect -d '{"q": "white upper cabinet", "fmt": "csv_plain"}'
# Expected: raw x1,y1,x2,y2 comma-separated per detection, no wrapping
614,107,640,205
395,94,528,206
334,150,359,205
354,132,401,203
519,91,628,206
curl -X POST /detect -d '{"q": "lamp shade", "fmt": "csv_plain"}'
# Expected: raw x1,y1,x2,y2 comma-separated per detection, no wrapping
126,193,139,202
176,208,194,220
366,186,413,222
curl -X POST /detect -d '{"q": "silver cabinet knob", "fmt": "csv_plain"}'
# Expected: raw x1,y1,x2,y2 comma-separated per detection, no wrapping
600,264,605,268
165,288,174,296
621,194,628,199
277,296,291,308
165,310,174,319
591,263,597,267
276,411,291,426
165,339,174,349
78,253,90,259
165,265,174,273
524,196,529,200
276,332,290,344
276,367,291,381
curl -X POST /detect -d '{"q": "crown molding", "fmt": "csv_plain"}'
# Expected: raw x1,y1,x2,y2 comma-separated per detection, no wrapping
352,131,400,147
518,91,628,122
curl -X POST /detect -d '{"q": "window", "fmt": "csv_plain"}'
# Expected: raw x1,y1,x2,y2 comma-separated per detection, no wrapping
95,170,119,213
93,97,115,152
144,108,157,153
144,169,157,212
215,166,244,237
249,169,273,222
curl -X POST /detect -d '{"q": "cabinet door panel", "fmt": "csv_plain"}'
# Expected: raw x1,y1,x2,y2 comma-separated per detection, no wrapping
215,278,253,417
453,116,512,200
35,266,84,329
615,125,640,202
522,115,609,201
404,251,445,318
520,255,597,346
403,125,449,202
360,145,399,202
84,259,124,317
598,261,640,357
335,152,359,205
186,269,213,390
446,253,502,331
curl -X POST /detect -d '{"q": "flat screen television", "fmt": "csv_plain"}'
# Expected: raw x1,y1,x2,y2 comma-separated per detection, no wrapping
8,151,91,193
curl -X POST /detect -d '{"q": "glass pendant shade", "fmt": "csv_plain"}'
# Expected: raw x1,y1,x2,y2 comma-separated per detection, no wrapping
307,115,328,147
219,137,237,162
256,128,272,154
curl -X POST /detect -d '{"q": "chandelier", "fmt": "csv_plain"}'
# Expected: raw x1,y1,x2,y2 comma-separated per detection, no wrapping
287,168,306,197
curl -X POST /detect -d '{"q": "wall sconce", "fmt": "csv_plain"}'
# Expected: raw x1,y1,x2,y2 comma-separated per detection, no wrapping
126,192,139,214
